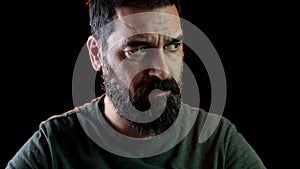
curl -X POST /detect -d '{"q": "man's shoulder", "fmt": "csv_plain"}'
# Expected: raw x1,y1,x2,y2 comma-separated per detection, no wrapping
39,97,102,133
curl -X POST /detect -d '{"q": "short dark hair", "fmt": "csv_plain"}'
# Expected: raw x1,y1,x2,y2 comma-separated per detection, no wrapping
86,0,181,42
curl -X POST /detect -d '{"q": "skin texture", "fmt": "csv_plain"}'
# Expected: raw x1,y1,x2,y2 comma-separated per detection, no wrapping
87,5,184,137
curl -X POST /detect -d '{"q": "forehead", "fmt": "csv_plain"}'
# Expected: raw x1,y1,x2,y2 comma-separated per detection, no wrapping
106,5,182,45
114,4,180,17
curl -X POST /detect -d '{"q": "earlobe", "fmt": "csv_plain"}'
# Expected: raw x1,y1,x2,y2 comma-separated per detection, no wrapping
87,36,102,71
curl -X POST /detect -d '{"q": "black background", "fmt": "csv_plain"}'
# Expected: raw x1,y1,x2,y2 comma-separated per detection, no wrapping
1,0,297,168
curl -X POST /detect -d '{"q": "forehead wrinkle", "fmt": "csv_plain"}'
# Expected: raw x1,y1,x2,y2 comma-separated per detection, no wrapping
118,13,178,36
119,17,142,35
122,34,155,46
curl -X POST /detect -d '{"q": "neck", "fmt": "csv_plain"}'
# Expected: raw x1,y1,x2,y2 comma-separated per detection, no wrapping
103,95,147,138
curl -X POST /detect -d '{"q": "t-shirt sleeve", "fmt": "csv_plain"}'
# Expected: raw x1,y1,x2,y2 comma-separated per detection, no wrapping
5,123,51,169
224,123,267,169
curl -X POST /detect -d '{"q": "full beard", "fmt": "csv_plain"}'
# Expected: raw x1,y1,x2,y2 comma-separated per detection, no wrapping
102,65,182,137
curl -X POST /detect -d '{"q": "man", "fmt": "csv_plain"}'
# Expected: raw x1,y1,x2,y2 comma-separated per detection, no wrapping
6,0,266,168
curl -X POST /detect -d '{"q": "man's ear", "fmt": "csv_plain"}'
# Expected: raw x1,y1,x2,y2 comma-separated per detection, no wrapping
87,36,102,71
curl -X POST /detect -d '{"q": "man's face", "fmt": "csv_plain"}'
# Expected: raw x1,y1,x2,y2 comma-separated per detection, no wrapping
101,5,184,136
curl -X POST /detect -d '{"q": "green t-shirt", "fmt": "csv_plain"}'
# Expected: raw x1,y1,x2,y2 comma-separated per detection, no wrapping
6,95,266,169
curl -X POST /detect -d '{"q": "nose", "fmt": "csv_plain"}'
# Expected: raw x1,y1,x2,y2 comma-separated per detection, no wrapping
148,49,170,80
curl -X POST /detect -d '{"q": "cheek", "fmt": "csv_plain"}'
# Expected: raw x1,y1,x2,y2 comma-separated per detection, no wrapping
168,55,183,83
108,53,144,90
105,47,125,68
171,63,183,83
129,71,146,91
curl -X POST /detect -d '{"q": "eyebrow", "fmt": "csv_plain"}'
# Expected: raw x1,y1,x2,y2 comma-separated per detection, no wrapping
123,34,184,48
167,34,184,44
168,34,184,42
123,41,153,48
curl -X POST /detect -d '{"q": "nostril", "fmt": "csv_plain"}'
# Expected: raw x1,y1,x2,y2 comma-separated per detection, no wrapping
149,68,169,80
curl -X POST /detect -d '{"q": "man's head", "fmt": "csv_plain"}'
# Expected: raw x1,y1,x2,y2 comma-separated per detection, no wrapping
86,0,184,136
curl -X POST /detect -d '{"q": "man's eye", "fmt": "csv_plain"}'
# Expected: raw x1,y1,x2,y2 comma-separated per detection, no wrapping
124,47,147,59
164,42,182,51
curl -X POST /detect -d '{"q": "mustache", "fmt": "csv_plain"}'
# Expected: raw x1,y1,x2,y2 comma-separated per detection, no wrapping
129,77,180,112
132,77,180,96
